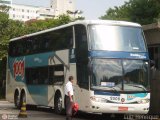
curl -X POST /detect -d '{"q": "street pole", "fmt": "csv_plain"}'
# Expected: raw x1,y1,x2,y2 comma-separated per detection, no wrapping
67,10,82,20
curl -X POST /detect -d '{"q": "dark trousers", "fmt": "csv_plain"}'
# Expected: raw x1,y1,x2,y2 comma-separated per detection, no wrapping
65,95,73,120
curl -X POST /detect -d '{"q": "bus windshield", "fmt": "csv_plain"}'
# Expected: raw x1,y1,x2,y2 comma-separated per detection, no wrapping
89,25,146,52
91,59,149,92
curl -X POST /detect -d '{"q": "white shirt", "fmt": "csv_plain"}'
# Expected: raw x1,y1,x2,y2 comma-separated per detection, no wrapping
65,81,74,96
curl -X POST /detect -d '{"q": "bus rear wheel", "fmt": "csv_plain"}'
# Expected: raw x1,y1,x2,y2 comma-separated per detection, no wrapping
14,91,20,109
20,91,26,108
54,94,63,114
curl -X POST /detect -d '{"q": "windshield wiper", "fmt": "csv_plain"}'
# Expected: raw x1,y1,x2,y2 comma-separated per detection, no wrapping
127,84,146,91
111,87,119,92
92,86,119,92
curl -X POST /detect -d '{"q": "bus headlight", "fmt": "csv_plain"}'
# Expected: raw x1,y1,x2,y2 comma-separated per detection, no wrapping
90,96,107,103
138,99,150,104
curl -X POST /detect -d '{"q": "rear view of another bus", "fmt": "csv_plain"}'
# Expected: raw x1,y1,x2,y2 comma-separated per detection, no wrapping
86,20,150,114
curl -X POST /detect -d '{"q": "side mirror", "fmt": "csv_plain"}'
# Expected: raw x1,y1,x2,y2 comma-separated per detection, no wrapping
88,58,92,75
68,38,73,48
150,60,156,79
150,60,155,68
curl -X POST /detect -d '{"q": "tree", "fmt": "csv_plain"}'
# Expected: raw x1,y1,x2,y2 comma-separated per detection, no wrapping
0,12,26,58
0,11,10,58
100,0,160,25
25,15,72,34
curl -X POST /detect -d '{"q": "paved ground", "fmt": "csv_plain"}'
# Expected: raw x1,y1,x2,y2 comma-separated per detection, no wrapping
0,101,160,120
0,101,84,120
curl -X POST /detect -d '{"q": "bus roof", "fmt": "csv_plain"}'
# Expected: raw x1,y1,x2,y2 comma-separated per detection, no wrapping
10,20,141,42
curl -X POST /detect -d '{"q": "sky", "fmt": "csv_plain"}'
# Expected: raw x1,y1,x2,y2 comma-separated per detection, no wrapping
13,0,129,19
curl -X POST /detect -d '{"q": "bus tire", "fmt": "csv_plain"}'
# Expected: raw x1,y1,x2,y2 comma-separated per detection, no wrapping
14,90,20,109
54,93,63,114
20,90,26,108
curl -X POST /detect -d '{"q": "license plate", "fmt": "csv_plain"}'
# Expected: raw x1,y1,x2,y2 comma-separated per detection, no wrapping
118,107,128,111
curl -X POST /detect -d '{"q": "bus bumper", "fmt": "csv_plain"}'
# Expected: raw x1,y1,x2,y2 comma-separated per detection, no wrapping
86,102,149,114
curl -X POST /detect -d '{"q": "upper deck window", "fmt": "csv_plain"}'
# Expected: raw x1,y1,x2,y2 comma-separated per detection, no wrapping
9,26,73,57
89,25,146,52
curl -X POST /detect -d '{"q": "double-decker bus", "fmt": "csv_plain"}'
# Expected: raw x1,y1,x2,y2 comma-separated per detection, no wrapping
6,20,150,114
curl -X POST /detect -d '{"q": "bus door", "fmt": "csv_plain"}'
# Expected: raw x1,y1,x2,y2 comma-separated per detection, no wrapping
74,25,90,109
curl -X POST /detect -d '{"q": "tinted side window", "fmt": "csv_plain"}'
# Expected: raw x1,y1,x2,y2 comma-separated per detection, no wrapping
9,39,25,56
9,27,73,57
75,25,89,88
48,27,73,51
26,65,64,85
52,65,64,84
26,66,50,85
75,25,88,63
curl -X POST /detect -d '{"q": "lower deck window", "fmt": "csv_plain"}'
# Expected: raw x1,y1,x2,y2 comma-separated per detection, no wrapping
26,65,64,85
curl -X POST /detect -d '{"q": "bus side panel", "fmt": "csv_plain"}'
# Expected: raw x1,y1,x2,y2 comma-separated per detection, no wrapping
48,49,70,107
6,56,23,103
6,69,14,103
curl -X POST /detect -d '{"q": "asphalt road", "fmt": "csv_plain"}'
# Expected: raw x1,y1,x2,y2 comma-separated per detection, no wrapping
0,101,159,120
0,100,111,120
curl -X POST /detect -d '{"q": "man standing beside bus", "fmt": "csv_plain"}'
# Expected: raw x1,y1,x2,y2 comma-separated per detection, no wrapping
65,76,74,120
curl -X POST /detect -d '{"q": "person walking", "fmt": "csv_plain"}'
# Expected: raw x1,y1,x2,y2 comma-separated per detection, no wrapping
65,76,74,120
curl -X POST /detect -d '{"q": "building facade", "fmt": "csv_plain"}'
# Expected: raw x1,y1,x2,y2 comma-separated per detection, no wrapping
0,0,75,22
9,4,55,21
143,22,160,70
143,22,160,114
50,0,75,17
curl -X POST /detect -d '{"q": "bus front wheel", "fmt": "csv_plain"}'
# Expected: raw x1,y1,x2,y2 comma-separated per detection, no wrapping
54,94,63,114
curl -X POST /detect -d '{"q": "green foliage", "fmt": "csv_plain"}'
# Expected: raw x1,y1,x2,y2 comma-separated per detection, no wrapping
0,13,26,58
25,15,72,33
8,20,27,38
0,12,9,58
100,0,160,25
0,60,2,80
